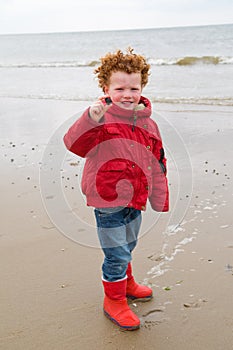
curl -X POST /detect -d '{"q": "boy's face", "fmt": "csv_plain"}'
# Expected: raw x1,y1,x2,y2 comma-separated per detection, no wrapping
104,71,142,110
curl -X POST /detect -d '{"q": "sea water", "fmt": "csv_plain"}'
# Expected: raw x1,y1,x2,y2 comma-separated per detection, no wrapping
0,23,232,106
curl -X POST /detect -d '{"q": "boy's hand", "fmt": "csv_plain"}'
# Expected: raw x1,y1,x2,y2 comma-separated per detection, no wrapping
89,96,112,122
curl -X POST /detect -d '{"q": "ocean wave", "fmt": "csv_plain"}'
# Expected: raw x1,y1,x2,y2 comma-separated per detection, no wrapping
0,56,233,68
0,60,100,68
149,56,233,66
1,93,233,106
151,96,233,106
0,93,93,102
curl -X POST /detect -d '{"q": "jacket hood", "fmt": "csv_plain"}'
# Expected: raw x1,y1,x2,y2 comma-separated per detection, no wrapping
107,95,152,120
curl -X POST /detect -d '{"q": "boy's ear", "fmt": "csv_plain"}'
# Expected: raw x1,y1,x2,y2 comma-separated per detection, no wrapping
104,86,109,94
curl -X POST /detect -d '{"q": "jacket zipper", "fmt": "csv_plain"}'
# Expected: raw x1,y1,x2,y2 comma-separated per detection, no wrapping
132,113,137,131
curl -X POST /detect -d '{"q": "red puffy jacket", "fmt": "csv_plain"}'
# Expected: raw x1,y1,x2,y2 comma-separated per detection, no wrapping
63,96,169,212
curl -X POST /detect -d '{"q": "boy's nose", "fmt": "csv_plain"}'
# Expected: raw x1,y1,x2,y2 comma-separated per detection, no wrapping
123,91,132,98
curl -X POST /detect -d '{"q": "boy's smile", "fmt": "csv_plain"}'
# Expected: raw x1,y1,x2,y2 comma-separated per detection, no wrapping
104,71,142,110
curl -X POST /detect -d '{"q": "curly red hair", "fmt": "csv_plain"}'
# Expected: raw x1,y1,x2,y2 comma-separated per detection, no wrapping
94,47,150,91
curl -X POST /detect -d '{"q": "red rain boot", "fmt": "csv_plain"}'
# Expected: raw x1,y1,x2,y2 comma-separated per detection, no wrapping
126,263,153,301
102,278,140,330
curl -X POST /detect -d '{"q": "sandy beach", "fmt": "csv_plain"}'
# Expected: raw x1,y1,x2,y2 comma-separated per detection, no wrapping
0,97,233,350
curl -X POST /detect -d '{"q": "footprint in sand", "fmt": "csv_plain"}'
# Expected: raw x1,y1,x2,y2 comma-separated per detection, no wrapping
183,299,207,309
141,308,168,329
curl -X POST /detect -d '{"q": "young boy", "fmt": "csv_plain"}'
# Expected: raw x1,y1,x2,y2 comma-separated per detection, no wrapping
63,48,169,330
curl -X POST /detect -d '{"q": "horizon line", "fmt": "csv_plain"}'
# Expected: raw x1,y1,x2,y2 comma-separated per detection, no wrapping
0,22,232,36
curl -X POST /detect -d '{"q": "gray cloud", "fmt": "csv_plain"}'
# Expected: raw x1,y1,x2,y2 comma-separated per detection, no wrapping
0,0,232,34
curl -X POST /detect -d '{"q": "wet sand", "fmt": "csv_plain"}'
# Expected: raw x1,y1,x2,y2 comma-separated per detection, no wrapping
0,97,233,349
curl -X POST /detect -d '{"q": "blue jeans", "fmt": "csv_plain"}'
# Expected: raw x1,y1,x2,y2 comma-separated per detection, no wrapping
94,207,142,282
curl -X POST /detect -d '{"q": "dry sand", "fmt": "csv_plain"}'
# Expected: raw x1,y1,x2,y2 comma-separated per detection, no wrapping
0,97,233,350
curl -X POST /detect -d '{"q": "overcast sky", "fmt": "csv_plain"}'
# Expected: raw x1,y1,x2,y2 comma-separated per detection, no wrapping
0,0,232,34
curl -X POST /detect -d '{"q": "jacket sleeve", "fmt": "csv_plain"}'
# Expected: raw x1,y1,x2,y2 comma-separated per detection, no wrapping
148,126,169,212
63,108,103,158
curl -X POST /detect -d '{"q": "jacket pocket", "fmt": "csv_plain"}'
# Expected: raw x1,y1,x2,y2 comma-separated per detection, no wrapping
99,160,127,172
104,126,121,135
96,160,130,202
